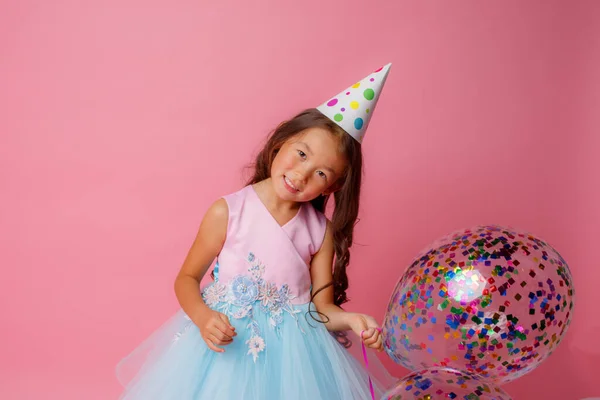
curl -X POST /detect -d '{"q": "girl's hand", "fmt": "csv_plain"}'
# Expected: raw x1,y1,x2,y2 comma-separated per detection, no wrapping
195,308,237,353
348,313,383,352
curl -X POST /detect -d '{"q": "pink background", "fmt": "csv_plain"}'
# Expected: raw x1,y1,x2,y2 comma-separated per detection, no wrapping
1,0,599,398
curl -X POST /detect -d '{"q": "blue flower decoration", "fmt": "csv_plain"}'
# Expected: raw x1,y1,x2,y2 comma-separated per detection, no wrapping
230,275,259,307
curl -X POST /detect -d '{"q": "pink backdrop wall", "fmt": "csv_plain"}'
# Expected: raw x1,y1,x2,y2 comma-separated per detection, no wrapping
1,1,599,398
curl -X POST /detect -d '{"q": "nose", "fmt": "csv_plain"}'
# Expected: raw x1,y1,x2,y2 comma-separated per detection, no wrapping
299,164,313,183
291,166,310,186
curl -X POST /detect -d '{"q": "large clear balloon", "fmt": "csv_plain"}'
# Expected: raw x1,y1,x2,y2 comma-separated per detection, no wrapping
382,225,575,383
381,367,512,400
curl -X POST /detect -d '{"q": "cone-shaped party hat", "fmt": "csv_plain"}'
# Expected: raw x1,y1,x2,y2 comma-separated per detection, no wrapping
317,63,391,143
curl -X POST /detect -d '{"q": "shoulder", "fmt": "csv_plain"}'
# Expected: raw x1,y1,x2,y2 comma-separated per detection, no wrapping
221,185,251,213
201,198,229,232
204,185,253,235
206,198,229,220
306,203,333,252
303,202,328,227
201,186,249,226
204,184,251,226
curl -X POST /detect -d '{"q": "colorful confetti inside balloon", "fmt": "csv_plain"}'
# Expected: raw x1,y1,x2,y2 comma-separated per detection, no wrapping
381,367,512,400
382,225,575,383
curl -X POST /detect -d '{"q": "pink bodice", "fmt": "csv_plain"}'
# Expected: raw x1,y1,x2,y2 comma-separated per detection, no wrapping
214,185,327,304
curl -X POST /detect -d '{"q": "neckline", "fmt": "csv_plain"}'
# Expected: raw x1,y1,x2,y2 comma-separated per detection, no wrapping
249,184,303,229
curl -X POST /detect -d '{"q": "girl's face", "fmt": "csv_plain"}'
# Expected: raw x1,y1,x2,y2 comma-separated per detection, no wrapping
270,127,348,203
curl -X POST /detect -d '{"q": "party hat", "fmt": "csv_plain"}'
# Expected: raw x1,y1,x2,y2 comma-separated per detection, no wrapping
317,63,391,143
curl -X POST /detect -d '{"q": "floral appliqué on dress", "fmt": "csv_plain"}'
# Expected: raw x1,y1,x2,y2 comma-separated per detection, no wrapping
198,252,301,362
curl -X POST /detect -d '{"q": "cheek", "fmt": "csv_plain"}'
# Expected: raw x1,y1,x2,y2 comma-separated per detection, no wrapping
277,152,297,170
271,156,287,176
308,177,329,192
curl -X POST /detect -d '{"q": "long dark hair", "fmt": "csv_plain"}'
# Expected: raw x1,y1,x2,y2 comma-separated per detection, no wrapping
247,108,363,346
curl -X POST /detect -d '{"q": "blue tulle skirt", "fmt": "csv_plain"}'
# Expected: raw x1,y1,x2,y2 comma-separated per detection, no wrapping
116,303,394,399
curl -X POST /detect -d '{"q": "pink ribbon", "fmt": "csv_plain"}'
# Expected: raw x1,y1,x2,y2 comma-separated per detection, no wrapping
360,328,382,400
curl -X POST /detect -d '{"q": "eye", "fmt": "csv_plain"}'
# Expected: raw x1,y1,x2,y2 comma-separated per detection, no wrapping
297,150,306,159
317,171,327,180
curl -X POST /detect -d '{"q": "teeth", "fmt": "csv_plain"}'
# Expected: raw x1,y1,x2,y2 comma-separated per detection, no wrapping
285,176,298,191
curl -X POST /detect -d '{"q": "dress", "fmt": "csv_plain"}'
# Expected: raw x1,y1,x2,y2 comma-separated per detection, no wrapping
116,185,393,399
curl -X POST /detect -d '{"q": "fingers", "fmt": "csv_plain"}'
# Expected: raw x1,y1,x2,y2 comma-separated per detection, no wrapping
200,311,236,353
210,329,235,343
371,332,384,352
204,336,225,353
362,328,378,345
217,313,237,338
208,315,236,346
205,312,236,339
204,332,234,353
362,327,384,351
208,333,233,346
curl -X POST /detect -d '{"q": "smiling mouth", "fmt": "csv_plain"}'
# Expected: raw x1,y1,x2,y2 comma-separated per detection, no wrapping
284,176,299,192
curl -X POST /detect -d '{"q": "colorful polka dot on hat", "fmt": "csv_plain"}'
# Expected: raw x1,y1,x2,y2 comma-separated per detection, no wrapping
317,63,391,143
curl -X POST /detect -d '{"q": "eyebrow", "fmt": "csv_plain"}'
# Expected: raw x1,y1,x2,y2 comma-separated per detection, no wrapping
298,141,336,175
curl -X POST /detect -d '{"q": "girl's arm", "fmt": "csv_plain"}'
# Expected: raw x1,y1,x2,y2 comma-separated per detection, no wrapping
174,198,237,352
309,221,383,351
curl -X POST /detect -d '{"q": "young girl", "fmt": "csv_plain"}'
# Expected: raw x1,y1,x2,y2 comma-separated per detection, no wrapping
116,64,393,399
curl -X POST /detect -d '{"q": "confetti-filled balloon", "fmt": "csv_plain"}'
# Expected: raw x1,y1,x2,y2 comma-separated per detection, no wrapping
381,367,512,400
382,225,575,383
